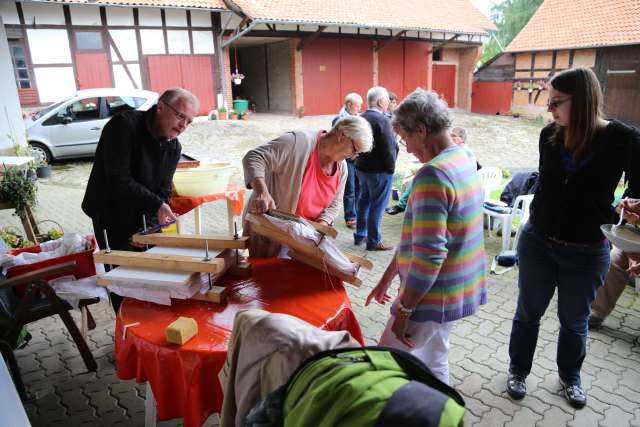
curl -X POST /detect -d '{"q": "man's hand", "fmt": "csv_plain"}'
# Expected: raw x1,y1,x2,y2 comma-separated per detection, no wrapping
157,202,177,225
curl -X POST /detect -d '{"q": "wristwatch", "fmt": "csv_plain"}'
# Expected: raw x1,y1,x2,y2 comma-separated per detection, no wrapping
397,300,414,317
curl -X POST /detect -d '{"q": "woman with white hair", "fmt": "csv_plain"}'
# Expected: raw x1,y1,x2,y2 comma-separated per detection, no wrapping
242,115,373,257
366,88,487,384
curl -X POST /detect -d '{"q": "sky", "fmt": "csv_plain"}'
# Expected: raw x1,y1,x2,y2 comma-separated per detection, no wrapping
470,0,504,20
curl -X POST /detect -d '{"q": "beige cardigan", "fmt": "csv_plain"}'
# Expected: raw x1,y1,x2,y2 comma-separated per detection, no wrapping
242,130,348,257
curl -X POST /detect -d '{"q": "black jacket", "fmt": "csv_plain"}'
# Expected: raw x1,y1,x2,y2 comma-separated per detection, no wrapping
355,109,398,174
530,119,640,243
81,106,181,234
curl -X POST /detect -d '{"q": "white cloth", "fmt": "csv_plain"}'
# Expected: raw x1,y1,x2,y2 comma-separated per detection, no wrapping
219,309,359,427
0,233,91,274
379,315,455,385
48,275,109,308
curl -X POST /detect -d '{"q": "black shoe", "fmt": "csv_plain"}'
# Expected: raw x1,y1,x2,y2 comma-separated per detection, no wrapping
588,315,603,330
354,237,365,246
385,205,405,215
560,379,586,409
506,373,527,400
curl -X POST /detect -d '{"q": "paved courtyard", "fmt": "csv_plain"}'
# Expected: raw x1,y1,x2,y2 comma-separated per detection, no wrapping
2,112,639,426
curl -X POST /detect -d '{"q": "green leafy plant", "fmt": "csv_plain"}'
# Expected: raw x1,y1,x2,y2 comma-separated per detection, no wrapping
0,166,37,219
0,227,33,249
217,106,227,113
297,106,305,118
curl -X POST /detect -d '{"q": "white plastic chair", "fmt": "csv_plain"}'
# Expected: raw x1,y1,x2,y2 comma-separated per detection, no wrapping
484,194,534,254
477,167,503,201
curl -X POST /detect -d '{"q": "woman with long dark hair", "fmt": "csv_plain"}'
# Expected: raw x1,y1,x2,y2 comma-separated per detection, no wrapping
506,67,640,408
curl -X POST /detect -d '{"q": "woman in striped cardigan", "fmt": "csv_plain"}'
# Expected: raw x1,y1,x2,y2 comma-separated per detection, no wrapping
366,88,487,384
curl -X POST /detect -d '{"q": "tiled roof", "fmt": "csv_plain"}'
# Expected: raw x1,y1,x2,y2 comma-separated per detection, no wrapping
506,0,640,52
231,0,497,35
41,0,226,9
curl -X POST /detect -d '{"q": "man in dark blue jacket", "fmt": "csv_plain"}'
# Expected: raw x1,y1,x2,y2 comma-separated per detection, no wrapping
355,86,397,251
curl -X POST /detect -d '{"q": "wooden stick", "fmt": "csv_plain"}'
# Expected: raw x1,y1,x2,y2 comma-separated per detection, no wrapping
265,209,338,239
343,252,374,270
93,250,225,273
132,232,249,249
191,286,227,303
249,221,325,259
288,250,361,287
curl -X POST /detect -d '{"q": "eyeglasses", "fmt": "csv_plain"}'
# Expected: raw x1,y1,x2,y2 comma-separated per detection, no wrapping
398,138,406,147
547,98,571,110
162,101,193,125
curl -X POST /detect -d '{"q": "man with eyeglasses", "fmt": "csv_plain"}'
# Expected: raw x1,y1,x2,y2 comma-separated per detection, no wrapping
82,87,198,312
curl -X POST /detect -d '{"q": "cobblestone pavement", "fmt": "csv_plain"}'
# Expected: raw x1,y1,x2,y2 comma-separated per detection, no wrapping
2,112,639,427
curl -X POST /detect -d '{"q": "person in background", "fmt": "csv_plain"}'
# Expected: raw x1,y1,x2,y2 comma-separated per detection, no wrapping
505,67,640,409
82,88,199,312
242,116,373,257
384,91,398,119
332,93,364,229
386,126,476,215
366,88,486,384
355,86,398,251
589,197,640,328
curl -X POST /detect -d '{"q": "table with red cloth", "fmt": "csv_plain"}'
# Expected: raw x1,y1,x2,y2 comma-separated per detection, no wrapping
114,258,364,427
169,182,245,235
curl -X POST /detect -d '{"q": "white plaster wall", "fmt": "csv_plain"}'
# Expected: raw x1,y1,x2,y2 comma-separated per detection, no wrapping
165,9,187,27
138,8,162,26
34,67,76,103
112,64,142,89
140,29,165,54
360,28,376,35
21,3,65,25
0,2,20,25
167,30,190,54
192,31,214,54
106,7,134,26
27,29,72,64
337,26,356,34
69,4,101,26
108,30,138,61
0,17,26,152
190,10,211,27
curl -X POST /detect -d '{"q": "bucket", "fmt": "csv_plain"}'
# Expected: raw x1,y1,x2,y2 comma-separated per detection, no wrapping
232,99,249,114
173,163,235,197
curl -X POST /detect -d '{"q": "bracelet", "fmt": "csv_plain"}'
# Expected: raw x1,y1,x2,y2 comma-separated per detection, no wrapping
397,300,414,315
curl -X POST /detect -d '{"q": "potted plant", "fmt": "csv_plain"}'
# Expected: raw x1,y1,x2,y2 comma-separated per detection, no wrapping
241,111,250,121
0,165,38,220
230,110,238,120
231,71,245,85
297,106,305,118
36,160,51,179
217,106,227,120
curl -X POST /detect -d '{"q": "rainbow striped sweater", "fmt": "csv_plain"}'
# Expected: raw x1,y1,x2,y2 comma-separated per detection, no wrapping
395,145,487,323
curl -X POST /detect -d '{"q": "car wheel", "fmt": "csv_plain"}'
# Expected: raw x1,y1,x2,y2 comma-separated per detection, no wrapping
28,142,52,165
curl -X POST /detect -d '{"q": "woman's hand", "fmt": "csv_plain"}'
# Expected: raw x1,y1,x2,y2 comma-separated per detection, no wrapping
626,252,640,276
249,191,276,214
365,275,393,306
391,314,414,347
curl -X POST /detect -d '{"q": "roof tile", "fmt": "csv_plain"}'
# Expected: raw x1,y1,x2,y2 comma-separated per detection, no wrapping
42,0,226,9
506,0,640,52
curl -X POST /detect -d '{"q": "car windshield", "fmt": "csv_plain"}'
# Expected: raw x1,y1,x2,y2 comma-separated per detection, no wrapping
32,100,65,120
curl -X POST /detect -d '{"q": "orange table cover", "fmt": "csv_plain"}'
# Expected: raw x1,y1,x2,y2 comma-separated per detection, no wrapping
170,182,245,216
114,258,364,427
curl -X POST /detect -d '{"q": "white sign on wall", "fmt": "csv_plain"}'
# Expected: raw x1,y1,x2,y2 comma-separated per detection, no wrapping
27,29,72,64
34,67,76,103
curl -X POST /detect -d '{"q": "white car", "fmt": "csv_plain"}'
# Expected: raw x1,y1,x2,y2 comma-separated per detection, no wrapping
24,88,158,164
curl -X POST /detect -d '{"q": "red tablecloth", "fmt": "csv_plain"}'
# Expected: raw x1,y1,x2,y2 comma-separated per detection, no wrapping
170,182,245,216
114,258,364,427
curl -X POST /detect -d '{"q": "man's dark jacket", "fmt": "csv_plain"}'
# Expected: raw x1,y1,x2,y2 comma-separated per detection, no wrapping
356,109,398,174
81,106,181,235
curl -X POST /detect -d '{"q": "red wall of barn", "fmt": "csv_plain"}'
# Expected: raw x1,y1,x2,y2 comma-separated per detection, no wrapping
403,41,430,97
432,63,456,107
147,55,214,115
302,38,342,116
471,81,513,115
339,39,374,105
75,53,112,90
378,41,404,99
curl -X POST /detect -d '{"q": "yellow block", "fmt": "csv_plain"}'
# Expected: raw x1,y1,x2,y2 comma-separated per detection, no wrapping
162,223,178,233
165,316,198,345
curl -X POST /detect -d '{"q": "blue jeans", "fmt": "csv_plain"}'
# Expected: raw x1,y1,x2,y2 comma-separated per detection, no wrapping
343,159,359,222
355,170,393,246
508,223,610,385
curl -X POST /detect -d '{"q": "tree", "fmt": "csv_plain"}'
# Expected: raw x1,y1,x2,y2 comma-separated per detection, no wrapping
479,0,544,66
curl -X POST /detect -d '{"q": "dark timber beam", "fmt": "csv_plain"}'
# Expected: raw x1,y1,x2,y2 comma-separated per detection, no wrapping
428,34,461,54
297,26,327,51
374,30,406,52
